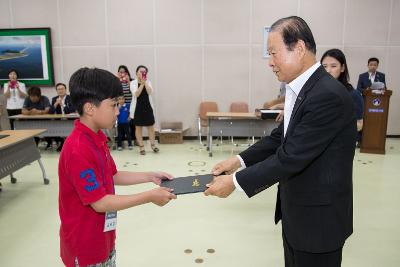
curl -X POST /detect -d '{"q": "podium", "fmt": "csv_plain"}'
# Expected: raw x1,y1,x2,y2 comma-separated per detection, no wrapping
360,89,392,154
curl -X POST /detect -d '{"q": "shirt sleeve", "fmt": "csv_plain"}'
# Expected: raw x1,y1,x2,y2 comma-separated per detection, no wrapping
20,82,27,94
66,150,108,206
22,97,30,109
3,83,9,93
43,96,51,108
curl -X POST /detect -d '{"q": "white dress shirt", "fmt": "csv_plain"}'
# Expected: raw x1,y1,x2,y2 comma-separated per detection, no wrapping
369,72,376,83
233,62,321,192
3,82,27,110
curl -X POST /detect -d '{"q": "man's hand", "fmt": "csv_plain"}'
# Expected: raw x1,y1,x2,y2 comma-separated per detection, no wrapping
148,171,173,185
149,187,177,206
276,110,284,122
204,174,235,198
54,97,62,107
212,156,241,175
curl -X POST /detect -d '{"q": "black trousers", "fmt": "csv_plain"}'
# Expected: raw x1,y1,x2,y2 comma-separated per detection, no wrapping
7,109,22,130
117,123,132,147
129,119,136,141
283,230,343,267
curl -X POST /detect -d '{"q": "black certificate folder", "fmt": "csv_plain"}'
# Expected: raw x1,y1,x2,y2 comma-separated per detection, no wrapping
161,174,214,195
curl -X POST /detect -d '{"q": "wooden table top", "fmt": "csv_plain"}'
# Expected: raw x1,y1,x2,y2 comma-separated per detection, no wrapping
0,129,47,150
206,112,258,119
9,114,79,120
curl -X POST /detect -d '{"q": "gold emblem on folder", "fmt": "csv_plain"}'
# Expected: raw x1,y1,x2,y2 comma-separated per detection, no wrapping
192,178,200,187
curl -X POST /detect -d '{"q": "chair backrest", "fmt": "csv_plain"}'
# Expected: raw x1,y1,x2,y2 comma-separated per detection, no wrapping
229,102,249,113
199,101,218,127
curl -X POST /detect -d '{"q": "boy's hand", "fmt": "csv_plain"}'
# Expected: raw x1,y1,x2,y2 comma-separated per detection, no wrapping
148,171,173,185
150,187,176,206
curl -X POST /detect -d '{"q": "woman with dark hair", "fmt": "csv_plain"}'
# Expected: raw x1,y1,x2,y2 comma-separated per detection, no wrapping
3,69,27,128
117,65,136,143
129,65,159,155
321,49,364,135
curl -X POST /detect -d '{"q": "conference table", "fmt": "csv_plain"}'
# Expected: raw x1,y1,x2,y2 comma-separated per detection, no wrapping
0,129,49,190
206,112,279,157
9,114,79,137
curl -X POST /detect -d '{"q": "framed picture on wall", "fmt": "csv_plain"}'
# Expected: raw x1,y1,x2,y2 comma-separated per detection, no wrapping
0,28,54,86
263,26,270,58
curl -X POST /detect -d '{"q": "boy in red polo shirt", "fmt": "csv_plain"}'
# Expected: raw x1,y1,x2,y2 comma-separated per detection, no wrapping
58,68,176,267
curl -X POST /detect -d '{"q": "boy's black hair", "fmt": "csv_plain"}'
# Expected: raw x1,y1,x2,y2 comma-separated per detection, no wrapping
368,57,379,64
28,86,42,97
69,68,123,115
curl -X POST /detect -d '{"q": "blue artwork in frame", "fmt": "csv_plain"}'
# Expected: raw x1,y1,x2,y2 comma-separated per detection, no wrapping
0,28,54,86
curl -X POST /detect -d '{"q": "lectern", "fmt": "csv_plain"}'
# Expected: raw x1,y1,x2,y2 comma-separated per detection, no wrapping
360,89,392,154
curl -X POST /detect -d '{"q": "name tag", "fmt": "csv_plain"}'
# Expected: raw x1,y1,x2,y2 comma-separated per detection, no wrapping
104,211,117,232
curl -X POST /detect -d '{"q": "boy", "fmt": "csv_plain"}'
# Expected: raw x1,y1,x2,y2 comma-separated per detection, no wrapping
58,68,176,267
116,96,132,151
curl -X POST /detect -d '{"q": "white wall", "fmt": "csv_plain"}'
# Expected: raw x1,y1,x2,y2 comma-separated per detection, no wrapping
1,0,399,134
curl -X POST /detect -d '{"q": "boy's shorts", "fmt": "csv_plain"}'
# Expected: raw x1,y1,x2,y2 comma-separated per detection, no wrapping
75,249,116,267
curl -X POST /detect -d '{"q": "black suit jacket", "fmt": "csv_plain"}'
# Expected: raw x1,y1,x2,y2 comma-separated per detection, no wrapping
356,71,385,92
50,95,75,114
236,66,356,253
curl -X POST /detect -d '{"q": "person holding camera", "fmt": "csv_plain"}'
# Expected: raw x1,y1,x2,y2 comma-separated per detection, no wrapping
3,69,27,128
117,65,137,144
129,65,159,155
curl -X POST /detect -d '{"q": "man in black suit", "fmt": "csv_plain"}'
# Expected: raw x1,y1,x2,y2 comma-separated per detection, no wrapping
356,57,386,93
49,83,75,151
205,16,356,267
50,83,74,115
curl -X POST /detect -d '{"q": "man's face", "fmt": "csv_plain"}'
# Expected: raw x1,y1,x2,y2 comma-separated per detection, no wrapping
56,85,66,97
93,98,119,129
368,61,378,73
30,95,40,103
267,31,303,83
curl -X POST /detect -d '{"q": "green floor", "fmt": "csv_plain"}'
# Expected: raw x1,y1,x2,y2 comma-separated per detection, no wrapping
0,139,399,266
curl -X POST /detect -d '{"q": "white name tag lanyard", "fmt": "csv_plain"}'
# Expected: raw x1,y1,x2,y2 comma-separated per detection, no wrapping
84,133,117,232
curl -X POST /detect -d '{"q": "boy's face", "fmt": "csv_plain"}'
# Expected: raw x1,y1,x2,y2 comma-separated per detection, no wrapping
92,98,119,129
118,97,125,105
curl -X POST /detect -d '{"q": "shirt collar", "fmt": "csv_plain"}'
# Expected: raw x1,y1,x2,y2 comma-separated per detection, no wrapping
74,119,108,148
287,62,321,96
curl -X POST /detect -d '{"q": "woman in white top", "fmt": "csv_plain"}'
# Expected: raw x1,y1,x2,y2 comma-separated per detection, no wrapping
3,69,27,127
129,65,159,155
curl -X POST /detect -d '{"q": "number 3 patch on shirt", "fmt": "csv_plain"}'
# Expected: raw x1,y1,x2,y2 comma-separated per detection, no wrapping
80,169,99,192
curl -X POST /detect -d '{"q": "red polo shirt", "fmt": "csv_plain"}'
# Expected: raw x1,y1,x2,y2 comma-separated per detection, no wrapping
58,120,117,267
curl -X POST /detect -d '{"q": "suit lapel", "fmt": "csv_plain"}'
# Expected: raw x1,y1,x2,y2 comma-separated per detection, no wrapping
283,66,326,143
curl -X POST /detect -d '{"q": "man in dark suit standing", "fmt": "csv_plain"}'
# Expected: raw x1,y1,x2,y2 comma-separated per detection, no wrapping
356,57,386,93
205,16,356,267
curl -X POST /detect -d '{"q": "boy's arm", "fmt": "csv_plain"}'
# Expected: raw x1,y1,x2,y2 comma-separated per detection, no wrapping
90,187,176,212
113,171,173,186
